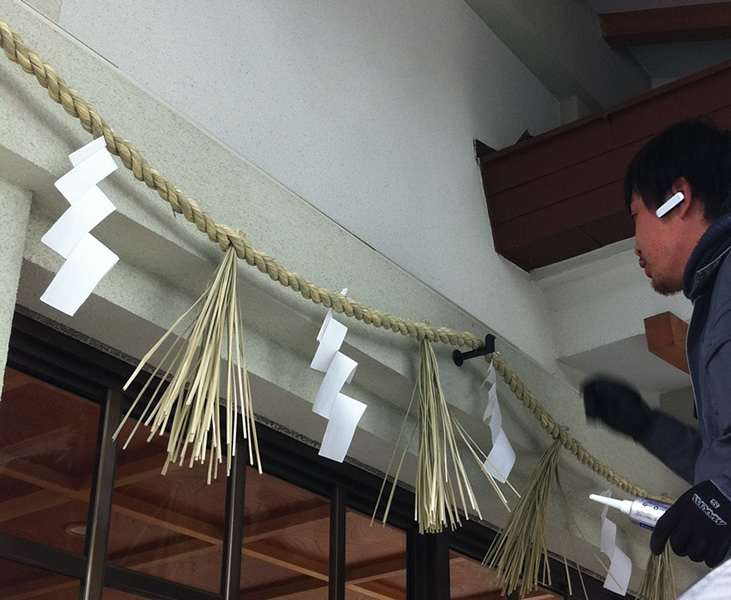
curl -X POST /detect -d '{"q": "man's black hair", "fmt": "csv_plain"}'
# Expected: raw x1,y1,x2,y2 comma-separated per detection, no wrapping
624,118,731,221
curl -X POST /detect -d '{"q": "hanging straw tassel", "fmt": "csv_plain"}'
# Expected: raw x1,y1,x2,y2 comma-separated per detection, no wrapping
415,337,477,533
483,437,562,598
113,246,261,483
636,546,675,600
373,338,513,533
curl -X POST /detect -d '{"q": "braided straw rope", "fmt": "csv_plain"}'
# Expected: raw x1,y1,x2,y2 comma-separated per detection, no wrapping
491,353,652,498
0,18,481,350
0,18,653,498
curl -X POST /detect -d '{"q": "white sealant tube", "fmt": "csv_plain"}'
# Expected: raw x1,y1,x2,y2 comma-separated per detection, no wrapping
589,494,671,530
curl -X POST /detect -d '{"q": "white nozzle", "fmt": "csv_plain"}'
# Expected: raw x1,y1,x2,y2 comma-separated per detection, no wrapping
589,493,632,516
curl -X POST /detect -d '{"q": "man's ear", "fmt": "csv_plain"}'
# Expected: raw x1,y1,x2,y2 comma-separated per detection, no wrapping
673,176,694,218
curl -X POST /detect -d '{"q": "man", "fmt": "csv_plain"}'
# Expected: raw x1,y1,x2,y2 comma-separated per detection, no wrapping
582,118,731,568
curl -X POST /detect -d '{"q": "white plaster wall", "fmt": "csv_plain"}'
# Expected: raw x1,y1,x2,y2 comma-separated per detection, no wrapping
534,240,693,392
467,0,650,109
55,0,563,370
537,245,692,359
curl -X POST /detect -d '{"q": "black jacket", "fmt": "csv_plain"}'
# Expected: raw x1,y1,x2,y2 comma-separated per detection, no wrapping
640,214,731,496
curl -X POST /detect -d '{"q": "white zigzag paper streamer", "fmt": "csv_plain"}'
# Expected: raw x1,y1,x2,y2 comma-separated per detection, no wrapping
41,137,119,316
481,360,516,483
310,289,367,462
598,489,632,595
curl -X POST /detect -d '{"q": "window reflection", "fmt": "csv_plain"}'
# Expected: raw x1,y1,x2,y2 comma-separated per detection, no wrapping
345,509,406,599
107,416,227,593
0,365,561,600
0,558,81,600
103,590,150,599
240,469,330,597
0,368,99,555
449,550,562,599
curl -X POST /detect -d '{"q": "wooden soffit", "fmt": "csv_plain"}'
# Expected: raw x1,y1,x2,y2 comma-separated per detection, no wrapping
600,3,731,47
479,60,731,271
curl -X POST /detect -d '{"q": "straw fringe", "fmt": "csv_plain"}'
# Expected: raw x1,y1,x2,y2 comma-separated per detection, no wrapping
113,246,260,481
636,546,675,600
484,438,562,598
373,339,512,533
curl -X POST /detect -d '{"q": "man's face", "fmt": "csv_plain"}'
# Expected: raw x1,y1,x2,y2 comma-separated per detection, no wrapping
631,192,684,295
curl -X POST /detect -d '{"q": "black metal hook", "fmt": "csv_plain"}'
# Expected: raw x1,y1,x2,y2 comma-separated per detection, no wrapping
452,334,495,367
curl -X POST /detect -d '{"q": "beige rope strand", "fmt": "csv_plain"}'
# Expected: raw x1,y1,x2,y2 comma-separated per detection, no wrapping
490,352,659,499
0,18,481,351
1,18,668,501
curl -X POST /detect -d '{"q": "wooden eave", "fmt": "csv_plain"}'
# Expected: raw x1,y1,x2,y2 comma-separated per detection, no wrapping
600,3,731,46
478,59,731,271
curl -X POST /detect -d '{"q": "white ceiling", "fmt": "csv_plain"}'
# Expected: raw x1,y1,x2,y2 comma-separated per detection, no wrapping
589,0,731,86
467,0,731,113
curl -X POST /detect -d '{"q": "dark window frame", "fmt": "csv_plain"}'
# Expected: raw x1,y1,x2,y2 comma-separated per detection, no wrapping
2,311,625,600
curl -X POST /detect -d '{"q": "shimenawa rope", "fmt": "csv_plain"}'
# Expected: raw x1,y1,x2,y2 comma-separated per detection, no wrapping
0,18,657,500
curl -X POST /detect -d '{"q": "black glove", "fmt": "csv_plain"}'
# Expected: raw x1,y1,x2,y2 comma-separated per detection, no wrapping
651,479,731,568
581,377,653,440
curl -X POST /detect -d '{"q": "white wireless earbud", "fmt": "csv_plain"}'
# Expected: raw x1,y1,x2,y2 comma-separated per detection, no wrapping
655,192,684,218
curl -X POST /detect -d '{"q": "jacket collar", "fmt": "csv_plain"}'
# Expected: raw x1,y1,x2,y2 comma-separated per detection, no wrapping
684,214,731,301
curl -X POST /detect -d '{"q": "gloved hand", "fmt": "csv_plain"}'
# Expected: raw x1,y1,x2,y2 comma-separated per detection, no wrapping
581,377,653,440
651,479,731,568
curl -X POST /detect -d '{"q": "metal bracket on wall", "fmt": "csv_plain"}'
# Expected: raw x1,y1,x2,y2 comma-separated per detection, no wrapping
452,334,495,367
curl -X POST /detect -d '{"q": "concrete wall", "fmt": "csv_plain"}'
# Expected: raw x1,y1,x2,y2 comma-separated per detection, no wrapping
55,0,565,371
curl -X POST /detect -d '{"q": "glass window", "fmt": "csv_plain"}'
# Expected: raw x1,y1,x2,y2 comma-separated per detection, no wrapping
107,414,227,594
0,368,100,554
103,591,151,599
345,508,406,599
0,340,600,600
449,550,562,599
240,468,330,598
0,558,81,600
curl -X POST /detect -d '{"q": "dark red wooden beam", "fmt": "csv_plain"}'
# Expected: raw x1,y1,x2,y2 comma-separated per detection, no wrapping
479,60,731,271
601,3,731,47
644,312,689,374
